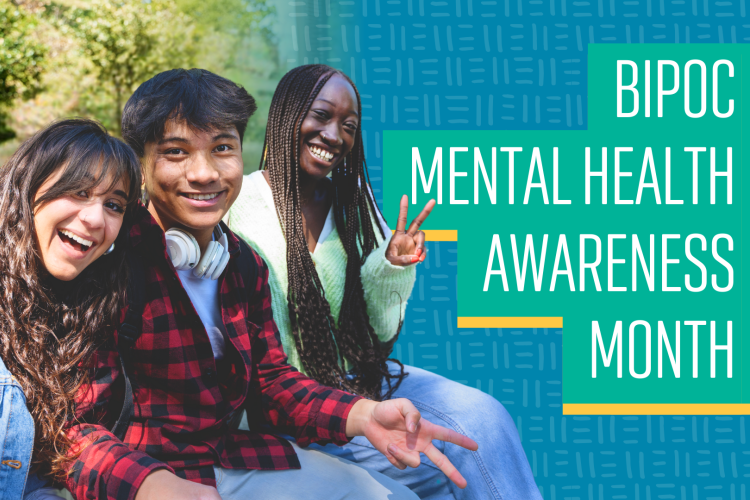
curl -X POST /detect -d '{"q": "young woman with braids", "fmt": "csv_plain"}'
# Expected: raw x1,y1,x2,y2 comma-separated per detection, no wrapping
227,64,542,500
0,119,141,500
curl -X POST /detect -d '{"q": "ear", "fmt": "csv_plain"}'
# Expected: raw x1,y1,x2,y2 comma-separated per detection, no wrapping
138,155,153,207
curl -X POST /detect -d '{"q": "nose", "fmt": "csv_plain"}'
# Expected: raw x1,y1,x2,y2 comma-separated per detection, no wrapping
321,124,344,148
185,152,220,185
79,202,105,230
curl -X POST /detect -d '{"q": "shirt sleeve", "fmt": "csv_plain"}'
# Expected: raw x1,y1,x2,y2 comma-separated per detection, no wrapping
64,346,172,500
359,219,417,345
244,255,364,447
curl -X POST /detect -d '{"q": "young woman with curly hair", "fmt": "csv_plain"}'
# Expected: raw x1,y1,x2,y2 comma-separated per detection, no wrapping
227,65,542,500
0,119,142,499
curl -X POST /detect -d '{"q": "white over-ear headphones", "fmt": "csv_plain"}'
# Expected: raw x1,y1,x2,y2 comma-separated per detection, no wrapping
165,226,230,280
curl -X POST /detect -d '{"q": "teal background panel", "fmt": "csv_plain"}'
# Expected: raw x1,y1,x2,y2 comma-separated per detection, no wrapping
273,0,748,498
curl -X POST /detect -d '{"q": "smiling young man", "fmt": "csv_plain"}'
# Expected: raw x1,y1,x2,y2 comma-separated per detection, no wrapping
60,69,477,500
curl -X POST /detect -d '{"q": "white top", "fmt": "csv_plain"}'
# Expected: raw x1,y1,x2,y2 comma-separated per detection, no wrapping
177,263,228,360
246,170,390,253
227,170,414,372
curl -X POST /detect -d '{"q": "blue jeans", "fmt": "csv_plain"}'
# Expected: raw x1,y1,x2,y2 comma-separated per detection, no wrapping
309,363,542,500
214,441,418,500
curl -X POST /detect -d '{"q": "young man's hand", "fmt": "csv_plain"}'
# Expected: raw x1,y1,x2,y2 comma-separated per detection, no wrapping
135,470,222,500
346,398,479,488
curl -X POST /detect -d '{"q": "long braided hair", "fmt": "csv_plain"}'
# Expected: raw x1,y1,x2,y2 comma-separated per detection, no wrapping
261,64,406,400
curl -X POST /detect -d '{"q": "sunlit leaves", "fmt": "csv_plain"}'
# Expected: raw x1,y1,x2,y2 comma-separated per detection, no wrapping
0,1,47,141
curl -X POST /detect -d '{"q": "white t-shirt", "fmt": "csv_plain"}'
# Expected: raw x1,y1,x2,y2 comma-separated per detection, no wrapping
177,267,227,360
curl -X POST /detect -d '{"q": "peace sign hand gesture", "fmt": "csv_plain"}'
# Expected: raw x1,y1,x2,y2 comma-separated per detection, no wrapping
386,195,436,267
355,398,479,489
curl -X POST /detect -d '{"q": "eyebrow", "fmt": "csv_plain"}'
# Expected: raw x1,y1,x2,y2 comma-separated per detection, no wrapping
157,132,239,145
314,98,360,117
212,132,240,141
158,136,189,145
81,173,128,199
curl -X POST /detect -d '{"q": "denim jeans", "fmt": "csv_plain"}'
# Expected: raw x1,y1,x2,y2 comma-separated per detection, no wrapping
308,363,543,500
214,441,418,500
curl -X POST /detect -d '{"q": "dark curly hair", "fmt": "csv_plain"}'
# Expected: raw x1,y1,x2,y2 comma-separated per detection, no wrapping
262,64,406,400
0,119,142,480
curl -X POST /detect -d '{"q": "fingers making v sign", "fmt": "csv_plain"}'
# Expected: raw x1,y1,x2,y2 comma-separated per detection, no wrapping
356,398,479,489
386,194,436,267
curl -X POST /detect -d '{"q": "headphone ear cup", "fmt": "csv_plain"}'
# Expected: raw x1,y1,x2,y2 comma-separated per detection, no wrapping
165,229,200,270
209,250,231,280
203,243,225,280
193,241,220,278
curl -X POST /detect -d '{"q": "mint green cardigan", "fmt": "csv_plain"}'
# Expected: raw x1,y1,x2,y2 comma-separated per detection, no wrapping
226,171,416,372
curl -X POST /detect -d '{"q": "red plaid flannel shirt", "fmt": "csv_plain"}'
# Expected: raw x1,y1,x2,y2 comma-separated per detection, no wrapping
64,204,363,500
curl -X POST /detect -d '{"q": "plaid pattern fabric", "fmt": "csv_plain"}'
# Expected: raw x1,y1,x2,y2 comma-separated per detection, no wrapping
64,204,363,500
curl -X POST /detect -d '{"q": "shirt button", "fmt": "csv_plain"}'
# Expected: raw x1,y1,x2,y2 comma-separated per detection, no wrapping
205,368,216,383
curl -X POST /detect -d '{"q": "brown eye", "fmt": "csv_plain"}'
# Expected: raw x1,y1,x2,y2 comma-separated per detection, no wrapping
105,201,125,214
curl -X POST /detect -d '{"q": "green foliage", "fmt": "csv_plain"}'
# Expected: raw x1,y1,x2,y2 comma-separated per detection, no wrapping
0,0,281,169
174,0,273,36
48,0,199,133
0,1,46,142
172,0,281,172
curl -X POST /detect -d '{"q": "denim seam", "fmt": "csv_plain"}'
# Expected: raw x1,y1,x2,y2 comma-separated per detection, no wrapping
2,387,31,497
0,376,21,388
12,389,32,497
409,399,503,500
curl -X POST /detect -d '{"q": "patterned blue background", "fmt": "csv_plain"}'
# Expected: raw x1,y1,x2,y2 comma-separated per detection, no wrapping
274,1,748,497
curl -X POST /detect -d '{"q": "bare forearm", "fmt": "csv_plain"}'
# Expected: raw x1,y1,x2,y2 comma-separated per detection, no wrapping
135,470,220,500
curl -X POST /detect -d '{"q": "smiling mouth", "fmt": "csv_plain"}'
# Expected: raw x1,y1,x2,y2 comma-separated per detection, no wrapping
184,192,222,201
58,229,93,252
309,145,335,162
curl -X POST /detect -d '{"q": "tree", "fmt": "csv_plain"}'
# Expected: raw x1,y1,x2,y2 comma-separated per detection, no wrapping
174,0,272,39
171,0,280,170
48,0,198,134
0,0,46,142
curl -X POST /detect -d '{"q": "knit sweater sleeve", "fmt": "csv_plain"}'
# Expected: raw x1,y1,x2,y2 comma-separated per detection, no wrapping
359,227,417,344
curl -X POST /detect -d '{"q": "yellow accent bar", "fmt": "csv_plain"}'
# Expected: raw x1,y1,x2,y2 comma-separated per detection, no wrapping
391,229,458,241
564,404,750,415
457,317,563,328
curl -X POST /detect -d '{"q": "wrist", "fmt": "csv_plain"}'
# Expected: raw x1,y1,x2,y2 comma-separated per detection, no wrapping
345,399,378,437
135,470,170,500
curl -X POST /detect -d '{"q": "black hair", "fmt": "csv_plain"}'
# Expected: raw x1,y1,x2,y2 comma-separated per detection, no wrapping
262,64,406,400
121,69,257,157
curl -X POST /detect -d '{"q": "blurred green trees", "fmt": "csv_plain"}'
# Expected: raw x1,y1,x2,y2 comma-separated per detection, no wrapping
48,0,199,134
0,0,280,171
0,0,46,141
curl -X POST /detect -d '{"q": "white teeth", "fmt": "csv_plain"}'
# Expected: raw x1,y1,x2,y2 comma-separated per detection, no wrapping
186,193,220,201
310,146,334,161
60,229,93,249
